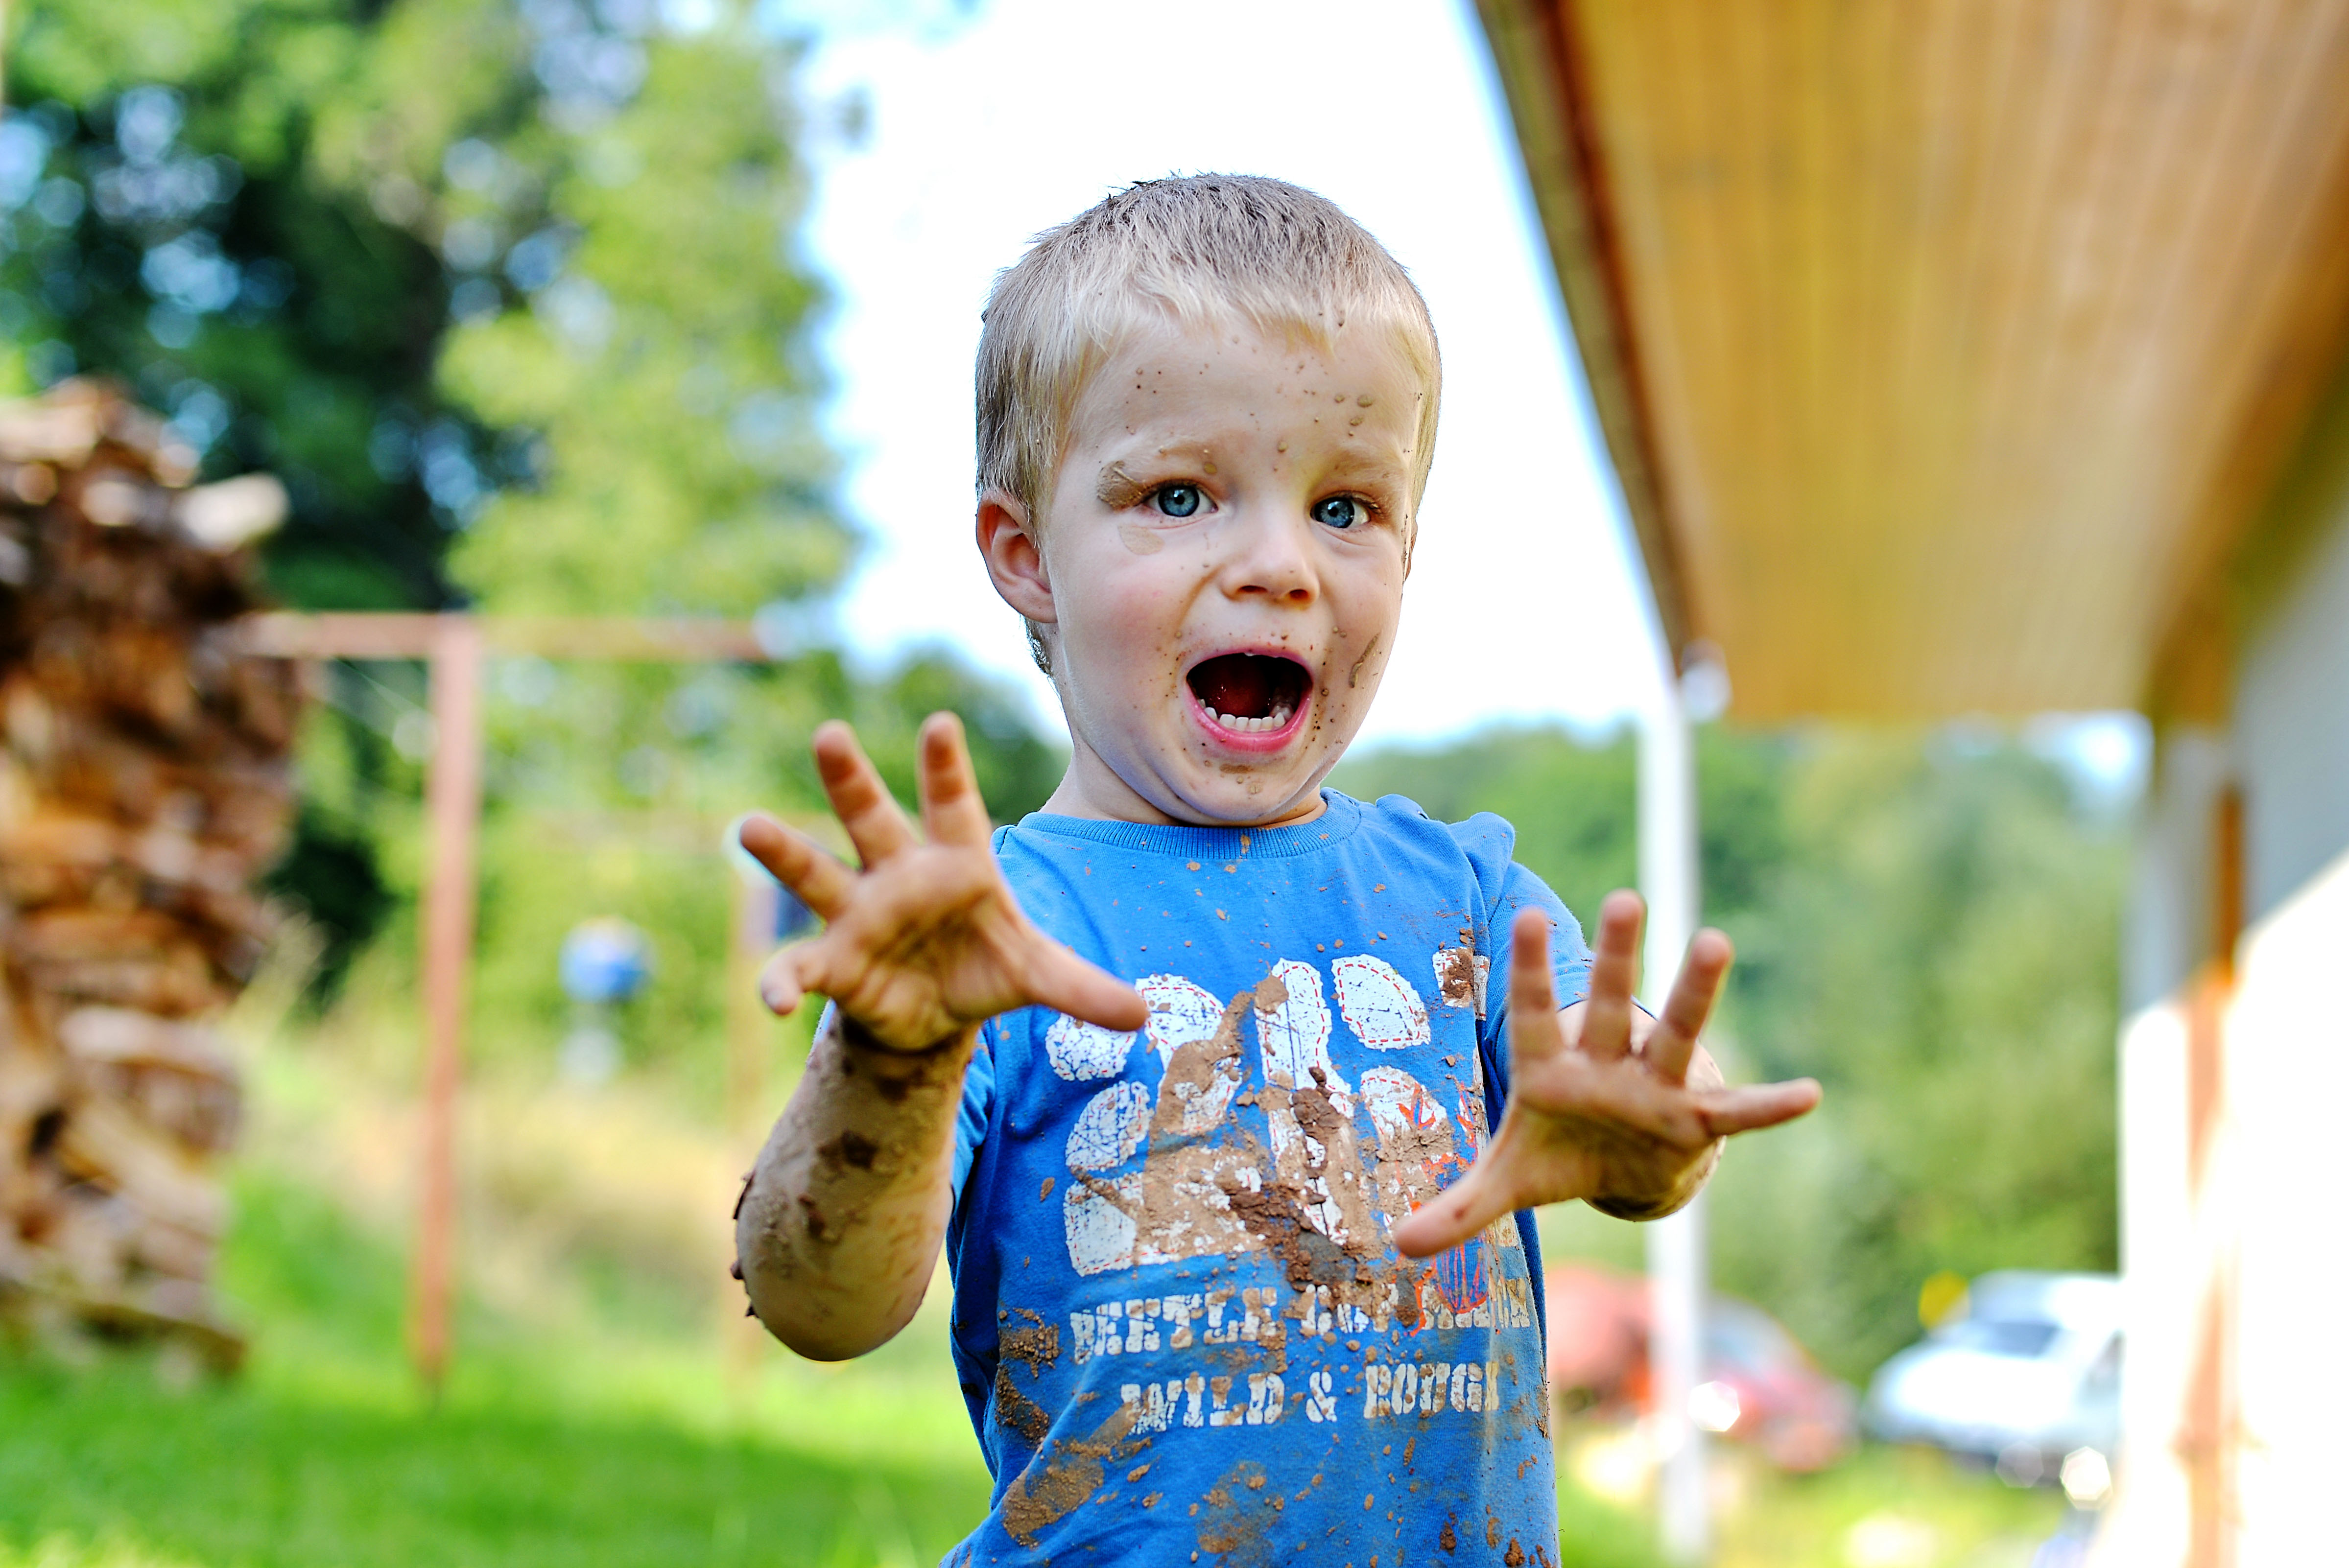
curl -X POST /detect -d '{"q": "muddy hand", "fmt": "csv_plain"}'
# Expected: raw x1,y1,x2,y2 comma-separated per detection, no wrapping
1391,891,1820,1257
737,713,1147,1053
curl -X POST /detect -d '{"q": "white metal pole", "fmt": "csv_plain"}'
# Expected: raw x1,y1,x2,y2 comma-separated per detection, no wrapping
1640,675,1710,1564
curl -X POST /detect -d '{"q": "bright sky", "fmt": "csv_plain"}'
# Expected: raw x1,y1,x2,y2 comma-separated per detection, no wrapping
786,0,1665,748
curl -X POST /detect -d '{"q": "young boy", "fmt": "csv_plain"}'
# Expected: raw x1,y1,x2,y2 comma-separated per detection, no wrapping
733,176,1819,1565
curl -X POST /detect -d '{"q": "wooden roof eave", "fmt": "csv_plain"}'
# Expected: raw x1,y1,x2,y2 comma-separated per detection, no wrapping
1475,0,1695,672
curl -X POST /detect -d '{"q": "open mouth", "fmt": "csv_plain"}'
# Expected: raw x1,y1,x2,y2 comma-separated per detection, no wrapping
1186,652,1311,737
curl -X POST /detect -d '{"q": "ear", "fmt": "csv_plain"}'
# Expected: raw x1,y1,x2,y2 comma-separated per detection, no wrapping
977,490,1056,624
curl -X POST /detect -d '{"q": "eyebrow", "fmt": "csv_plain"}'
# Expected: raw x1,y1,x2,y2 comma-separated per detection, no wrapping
1095,462,1150,509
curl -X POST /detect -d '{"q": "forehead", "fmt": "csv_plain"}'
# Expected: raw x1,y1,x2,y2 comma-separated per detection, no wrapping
1067,317,1428,457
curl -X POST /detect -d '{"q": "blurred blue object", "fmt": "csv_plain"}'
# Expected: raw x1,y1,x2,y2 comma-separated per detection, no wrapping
726,812,820,944
559,918,652,1006
774,885,815,942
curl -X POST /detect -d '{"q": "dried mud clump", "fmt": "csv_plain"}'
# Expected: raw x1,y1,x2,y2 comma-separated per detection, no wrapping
998,1398,1142,1546
994,1315,1060,1445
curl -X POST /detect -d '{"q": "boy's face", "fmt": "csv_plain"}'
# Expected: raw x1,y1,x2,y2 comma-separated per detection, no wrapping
984,319,1423,827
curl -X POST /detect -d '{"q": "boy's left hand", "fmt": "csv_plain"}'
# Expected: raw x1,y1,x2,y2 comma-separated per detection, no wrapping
1391,890,1820,1258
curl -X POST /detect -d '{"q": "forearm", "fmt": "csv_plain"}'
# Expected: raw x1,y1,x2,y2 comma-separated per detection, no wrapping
735,1010,975,1360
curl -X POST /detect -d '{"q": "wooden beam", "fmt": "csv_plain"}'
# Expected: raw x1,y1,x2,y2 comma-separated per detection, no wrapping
238,610,787,1388
407,616,484,1395
235,611,777,663
1475,0,1695,669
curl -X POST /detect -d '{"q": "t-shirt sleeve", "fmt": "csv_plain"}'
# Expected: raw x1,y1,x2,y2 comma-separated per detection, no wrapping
950,1016,998,1201
1487,858,1594,1016
1442,809,1594,1017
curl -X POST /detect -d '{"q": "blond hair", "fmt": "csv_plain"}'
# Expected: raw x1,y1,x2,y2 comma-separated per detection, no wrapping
977,172,1442,538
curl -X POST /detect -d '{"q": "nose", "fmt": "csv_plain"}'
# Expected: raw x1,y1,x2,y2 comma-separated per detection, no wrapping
1215,506,1318,606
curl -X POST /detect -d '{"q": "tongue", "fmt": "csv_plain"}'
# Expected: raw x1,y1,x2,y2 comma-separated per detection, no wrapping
1193,655,1285,720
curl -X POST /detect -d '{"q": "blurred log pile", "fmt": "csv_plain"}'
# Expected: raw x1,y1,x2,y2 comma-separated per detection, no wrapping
0,379,298,1367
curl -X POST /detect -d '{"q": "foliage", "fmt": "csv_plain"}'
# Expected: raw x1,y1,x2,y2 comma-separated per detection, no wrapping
1,0,1063,1039
1712,735,2123,1380
4,0,466,611
303,0,855,617
1336,724,2124,1382
1334,725,1639,924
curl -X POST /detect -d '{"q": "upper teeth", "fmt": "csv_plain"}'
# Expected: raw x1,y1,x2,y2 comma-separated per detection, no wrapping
1203,703,1294,734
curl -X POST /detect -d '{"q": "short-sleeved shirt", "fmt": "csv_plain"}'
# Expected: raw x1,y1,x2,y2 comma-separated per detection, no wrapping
940,791,1590,1567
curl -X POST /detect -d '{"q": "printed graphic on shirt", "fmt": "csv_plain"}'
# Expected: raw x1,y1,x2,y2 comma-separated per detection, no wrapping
1046,1012,1139,1081
1057,951,1521,1334
1331,953,1432,1050
994,1278,1543,1545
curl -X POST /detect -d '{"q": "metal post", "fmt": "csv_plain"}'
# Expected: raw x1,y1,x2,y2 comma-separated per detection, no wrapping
410,614,483,1394
1640,675,1709,1563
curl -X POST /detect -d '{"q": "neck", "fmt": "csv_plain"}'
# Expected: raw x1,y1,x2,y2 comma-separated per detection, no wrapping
1039,741,1329,830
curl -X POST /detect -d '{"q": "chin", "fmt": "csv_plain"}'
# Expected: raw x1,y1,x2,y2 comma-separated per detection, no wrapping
1163,768,1326,828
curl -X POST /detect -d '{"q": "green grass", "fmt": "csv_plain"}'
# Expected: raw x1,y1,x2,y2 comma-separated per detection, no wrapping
0,1169,993,1568
0,1062,2076,1568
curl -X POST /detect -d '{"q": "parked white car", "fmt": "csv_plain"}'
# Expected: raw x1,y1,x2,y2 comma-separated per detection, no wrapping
1864,1271,2121,1486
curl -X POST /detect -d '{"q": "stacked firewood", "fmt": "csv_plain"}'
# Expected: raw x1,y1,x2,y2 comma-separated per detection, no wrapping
0,379,298,1366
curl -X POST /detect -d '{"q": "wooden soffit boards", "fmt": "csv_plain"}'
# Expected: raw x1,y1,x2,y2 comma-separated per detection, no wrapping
1478,0,2349,719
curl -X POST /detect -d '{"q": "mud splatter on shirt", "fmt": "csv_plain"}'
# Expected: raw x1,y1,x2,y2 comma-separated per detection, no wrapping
941,792,1590,1566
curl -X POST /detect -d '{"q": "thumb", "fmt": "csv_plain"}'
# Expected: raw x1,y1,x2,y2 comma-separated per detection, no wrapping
1391,1152,1522,1259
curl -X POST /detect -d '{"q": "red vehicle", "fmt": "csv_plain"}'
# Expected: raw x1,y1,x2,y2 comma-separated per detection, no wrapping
1544,1263,1858,1472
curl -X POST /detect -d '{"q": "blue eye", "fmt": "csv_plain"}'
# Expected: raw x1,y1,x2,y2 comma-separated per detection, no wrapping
1312,496,1368,530
1153,485,1202,518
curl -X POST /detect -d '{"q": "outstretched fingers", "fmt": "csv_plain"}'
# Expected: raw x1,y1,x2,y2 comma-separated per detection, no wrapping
736,813,854,920
916,712,995,848
1579,890,1643,1060
1506,909,1566,1066
812,721,918,867
1641,928,1734,1085
1391,1158,1523,1259
1692,1077,1823,1137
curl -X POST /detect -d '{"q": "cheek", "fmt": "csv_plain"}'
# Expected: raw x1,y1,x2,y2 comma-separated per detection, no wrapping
1055,560,1196,703
1066,570,1173,648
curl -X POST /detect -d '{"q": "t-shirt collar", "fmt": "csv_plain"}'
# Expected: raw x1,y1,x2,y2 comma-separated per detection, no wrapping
1009,789,1363,861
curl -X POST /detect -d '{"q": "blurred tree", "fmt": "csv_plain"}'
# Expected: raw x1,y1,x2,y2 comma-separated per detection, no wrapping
0,0,1060,1053
303,0,854,617
1711,734,2123,1380
1337,725,2122,1382
1330,725,1787,937
3,0,465,610
3,0,477,1000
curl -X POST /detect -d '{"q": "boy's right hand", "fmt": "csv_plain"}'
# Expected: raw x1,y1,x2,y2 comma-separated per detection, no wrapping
738,712,1148,1053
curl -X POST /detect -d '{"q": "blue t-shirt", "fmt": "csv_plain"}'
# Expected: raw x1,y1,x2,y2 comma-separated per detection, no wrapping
941,791,1591,1567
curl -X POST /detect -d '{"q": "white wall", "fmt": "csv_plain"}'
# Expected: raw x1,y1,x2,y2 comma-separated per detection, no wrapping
2123,729,2231,1014
2234,483,2349,920
2097,1000,2195,1568
2107,426,2349,1563
2225,846,2349,1562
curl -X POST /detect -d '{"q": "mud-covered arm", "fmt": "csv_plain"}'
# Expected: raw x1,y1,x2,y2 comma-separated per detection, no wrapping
736,1012,975,1360
728,714,1144,1360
